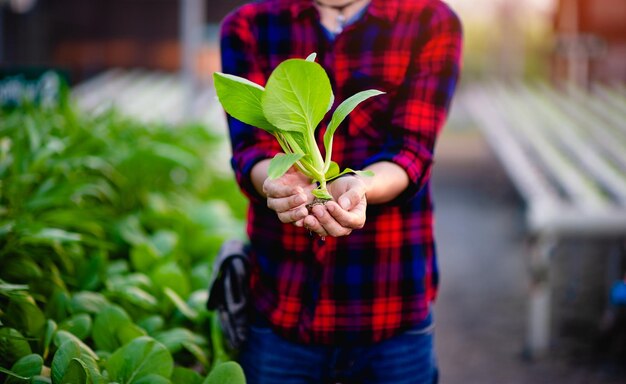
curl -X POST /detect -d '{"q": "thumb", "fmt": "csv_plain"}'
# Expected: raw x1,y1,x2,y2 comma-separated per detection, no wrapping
338,189,363,210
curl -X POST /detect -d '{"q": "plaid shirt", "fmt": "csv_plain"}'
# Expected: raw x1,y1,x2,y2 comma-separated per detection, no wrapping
220,0,462,345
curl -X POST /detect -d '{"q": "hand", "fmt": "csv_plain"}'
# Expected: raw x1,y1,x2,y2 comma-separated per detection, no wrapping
303,175,367,237
263,167,315,225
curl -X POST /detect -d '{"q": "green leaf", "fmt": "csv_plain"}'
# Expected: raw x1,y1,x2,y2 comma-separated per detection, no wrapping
0,328,32,367
105,337,173,384
107,274,152,290
106,260,130,277
53,331,99,362
324,161,340,179
323,89,384,163
123,286,159,310
163,288,198,321
326,168,374,183
203,362,246,384
76,253,105,291
4,291,46,336
46,289,71,322
149,143,197,169
149,230,178,258
182,341,210,369
267,153,304,180
21,228,82,244
60,358,90,384
43,320,58,360
6,354,43,383
0,367,30,382
1,258,43,282
171,367,202,384
70,292,109,314
92,305,142,352
116,323,147,346
30,375,52,384
311,188,333,200
52,331,101,383
133,375,171,384
262,58,333,133
129,243,161,273
116,216,147,246
153,328,205,354
190,262,212,292
0,280,29,293
355,169,375,177
32,376,52,384
151,262,190,299
213,72,277,133
136,315,164,335
51,340,82,384
59,314,92,340
92,305,129,351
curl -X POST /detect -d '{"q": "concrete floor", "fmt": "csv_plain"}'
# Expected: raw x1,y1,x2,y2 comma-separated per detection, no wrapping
431,131,626,384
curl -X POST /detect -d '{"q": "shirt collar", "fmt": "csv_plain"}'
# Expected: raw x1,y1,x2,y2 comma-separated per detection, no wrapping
289,0,397,24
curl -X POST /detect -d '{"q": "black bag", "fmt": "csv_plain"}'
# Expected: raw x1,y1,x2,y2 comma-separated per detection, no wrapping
206,239,250,350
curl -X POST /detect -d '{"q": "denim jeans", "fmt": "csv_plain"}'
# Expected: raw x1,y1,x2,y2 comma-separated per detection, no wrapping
238,318,437,384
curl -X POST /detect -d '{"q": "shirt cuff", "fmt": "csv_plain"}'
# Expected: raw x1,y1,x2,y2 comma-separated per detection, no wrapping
232,145,280,205
362,146,433,204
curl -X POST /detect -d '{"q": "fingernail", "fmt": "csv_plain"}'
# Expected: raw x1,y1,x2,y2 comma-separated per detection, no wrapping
339,197,350,209
314,207,325,217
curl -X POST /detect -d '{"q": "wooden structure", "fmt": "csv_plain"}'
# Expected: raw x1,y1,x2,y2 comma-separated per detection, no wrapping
464,82,626,356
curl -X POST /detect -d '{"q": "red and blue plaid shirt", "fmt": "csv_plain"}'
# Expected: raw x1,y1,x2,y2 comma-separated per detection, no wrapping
220,0,462,345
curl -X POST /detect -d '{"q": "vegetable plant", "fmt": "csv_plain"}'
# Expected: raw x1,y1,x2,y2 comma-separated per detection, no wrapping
0,104,247,383
213,53,384,201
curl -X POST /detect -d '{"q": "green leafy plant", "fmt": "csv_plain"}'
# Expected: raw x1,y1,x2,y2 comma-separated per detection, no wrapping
0,104,247,383
214,53,383,201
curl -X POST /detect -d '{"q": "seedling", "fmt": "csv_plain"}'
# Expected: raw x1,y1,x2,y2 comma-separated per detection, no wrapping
213,53,383,202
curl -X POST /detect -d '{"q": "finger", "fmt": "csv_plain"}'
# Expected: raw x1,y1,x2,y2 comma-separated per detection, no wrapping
311,205,352,237
267,192,307,213
276,206,309,223
303,214,328,237
326,200,366,229
263,179,304,198
337,188,365,211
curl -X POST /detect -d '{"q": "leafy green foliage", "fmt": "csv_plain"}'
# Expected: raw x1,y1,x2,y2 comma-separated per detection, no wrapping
60,358,90,384
204,362,246,384
0,104,248,382
51,340,82,384
0,328,32,367
214,53,383,200
105,337,173,384
6,354,43,383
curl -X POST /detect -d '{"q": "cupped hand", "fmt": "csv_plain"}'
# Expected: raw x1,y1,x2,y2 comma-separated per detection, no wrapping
263,167,315,225
303,175,368,237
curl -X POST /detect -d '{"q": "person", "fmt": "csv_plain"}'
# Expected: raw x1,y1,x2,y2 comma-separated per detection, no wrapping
219,0,462,382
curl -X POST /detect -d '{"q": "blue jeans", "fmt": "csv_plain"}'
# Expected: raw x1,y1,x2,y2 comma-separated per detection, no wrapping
238,319,438,384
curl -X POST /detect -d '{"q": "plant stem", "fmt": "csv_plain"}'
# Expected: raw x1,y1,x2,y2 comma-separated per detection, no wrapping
305,124,325,180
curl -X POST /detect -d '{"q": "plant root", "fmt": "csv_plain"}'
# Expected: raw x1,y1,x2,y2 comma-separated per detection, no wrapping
306,197,331,212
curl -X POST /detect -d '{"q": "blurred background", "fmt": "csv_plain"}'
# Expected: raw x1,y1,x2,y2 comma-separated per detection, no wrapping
1,0,625,383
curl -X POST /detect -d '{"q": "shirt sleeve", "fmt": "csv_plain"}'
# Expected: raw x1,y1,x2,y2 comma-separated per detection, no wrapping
220,7,281,204
362,4,463,202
